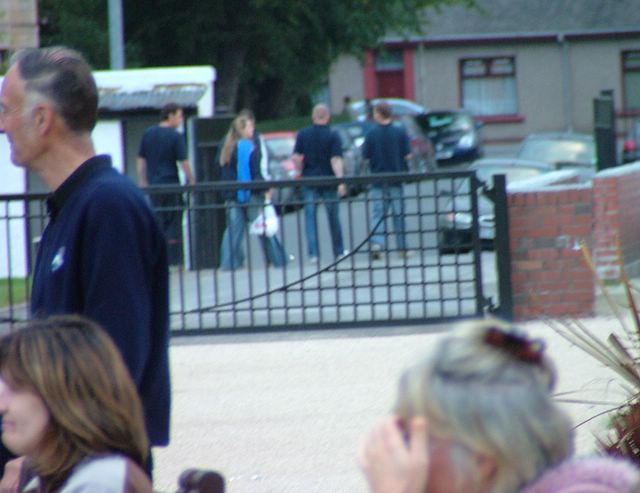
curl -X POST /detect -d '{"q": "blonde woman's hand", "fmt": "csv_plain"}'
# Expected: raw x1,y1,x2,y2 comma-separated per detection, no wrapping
359,416,429,493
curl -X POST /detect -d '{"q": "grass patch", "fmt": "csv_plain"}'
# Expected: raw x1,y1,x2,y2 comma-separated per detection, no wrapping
0,278,29,307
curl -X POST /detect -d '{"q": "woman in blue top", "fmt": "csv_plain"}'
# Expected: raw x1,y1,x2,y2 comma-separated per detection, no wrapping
219,114,288,270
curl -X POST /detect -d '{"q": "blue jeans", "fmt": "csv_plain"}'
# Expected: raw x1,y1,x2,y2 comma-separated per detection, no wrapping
303,187,345,258
370,184,407,251
219,198,288,270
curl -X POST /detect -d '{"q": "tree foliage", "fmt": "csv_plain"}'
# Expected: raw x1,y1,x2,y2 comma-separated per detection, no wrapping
38,0,474,118
38,0,110,69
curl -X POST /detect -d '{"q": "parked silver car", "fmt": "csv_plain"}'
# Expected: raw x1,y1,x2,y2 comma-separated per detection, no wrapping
262,131,302,212
516,132,596,181
437,158,554,254
348,97,427,121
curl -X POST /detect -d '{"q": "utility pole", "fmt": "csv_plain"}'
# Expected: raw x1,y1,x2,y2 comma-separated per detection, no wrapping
108,0,125,69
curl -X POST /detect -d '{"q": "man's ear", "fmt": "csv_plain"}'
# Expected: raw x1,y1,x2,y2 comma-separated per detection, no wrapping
33,103,54,135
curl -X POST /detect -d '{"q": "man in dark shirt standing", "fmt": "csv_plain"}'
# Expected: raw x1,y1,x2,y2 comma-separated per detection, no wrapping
138,103,195,265
293,103,347,263
362,101,413,260
0,46,170,481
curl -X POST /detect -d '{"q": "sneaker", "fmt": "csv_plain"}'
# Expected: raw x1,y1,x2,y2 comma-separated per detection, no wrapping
370,244,382,260
336,250,350,261
308,256,319,265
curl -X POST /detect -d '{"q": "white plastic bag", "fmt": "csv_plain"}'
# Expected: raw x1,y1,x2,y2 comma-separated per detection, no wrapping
249,201,279,237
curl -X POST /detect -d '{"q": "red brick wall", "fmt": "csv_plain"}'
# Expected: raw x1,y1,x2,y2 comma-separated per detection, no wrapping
507,163,640,320
508,186,594,320
592,165,640,280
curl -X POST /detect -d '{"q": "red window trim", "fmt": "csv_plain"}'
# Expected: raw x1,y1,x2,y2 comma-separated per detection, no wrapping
476,114,525,124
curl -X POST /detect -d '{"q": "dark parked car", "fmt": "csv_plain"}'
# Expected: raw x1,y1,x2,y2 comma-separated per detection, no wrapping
395,115,437,172
516,132,596,181
335,117,436,173
415,109,483,166
333,120,375,148
437,158,554,254
262,131,301,211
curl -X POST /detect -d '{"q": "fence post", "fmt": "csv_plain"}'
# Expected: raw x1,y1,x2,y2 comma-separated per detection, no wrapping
488,174,513,320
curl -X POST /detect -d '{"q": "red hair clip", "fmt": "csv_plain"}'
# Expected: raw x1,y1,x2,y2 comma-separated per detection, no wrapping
483,327,545,365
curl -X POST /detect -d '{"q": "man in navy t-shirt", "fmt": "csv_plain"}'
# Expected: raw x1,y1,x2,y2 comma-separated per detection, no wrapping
362,101,413,260
293,104,347,263
138,103,194,265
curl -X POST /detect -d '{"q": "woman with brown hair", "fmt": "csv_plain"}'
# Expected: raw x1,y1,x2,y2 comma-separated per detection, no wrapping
0,315,151,492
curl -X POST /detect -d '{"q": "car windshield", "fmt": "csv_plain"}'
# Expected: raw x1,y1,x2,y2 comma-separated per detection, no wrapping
518,138,595,165
265,137,294,158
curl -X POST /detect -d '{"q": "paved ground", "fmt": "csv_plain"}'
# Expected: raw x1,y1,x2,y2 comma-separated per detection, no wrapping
152,137,633,492
153,297,633,492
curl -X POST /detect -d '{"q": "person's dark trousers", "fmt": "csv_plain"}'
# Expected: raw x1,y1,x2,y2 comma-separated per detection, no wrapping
150,190,184,266
303,186,345,258
262,235,288,267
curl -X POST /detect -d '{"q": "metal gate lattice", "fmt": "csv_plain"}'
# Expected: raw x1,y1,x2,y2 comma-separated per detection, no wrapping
0,171,500,334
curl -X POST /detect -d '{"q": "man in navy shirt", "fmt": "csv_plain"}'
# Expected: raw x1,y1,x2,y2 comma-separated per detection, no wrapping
293,103,347,263
362,101,413,260
0,46,170,480
138,103,194,266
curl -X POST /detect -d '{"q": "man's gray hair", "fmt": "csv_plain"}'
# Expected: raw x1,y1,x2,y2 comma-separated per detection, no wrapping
11,46,98,133
394,319,573,493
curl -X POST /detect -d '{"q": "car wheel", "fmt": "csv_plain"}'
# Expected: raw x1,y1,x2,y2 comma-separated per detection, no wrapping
437,229,472,255
438,245,472,255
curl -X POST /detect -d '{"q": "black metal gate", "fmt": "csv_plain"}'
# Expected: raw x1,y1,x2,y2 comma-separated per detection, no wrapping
0,171,512,334
164,170,510,333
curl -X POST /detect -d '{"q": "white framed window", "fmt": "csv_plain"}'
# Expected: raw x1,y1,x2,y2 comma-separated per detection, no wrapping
460,57,517,116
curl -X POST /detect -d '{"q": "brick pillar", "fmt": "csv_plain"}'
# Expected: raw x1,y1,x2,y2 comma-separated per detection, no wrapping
508,186,594,320
593,165,640,279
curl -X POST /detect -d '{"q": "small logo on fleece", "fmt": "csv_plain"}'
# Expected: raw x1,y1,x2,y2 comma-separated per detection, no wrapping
51,246,66,272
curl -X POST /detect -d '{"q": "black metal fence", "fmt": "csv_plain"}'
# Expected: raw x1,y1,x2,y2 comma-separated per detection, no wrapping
1,171,510,334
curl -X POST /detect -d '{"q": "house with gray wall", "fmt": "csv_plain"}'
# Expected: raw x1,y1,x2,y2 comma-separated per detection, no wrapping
328,0,640,144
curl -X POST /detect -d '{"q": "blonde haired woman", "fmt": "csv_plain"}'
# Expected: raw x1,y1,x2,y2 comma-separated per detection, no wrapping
360,319,640,493
0,315,150,492
219,113,288,270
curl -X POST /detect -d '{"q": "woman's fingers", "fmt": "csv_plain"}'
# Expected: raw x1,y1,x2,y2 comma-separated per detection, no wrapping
359,416,430,493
